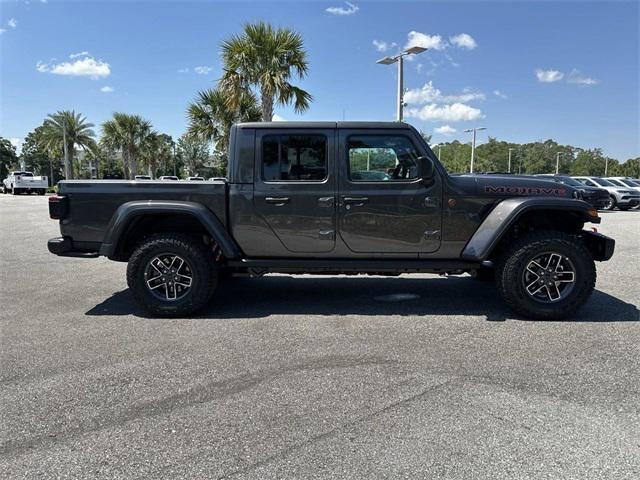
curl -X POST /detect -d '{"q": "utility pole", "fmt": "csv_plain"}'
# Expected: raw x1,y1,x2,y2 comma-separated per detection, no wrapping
173,143,177,177
463,127,486,173
555,152,562,174
508,148,514,173
604,157,608,176
377,46,428,122
62,126,71,180
438,145,442,161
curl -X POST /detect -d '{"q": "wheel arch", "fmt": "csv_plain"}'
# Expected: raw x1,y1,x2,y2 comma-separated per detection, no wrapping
99,201,242,261
461,197,600,262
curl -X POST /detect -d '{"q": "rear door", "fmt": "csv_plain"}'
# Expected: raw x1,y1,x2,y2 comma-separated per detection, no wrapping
337,129,442,254
253,129,336,253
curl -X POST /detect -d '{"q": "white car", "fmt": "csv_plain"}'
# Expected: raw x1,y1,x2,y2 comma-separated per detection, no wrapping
159,175,179,181
186,176,205,181
2,171,48,195
573,176,640,210
605,177,640,192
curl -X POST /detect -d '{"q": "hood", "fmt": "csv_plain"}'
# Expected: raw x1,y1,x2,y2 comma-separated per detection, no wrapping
460,174,579,199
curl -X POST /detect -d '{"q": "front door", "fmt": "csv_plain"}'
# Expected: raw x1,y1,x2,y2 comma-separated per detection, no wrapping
337,130,442,254
253,129,336,253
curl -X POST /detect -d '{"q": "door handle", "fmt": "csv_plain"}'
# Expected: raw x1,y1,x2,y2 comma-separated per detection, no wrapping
424,196,439,208
343,197,369,206
265,197,290,205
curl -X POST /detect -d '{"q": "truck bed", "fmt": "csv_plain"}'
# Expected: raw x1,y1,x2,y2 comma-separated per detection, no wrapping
57,180,228,246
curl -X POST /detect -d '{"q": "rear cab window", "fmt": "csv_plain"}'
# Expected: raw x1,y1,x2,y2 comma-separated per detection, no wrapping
262,134,327,181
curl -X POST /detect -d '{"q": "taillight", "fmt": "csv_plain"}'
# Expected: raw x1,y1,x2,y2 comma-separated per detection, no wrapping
49,195,68,220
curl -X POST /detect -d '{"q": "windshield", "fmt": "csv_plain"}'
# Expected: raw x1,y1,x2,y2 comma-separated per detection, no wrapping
607,179,625,187
592,178,615,187
620,179,640,187
556,176,582,187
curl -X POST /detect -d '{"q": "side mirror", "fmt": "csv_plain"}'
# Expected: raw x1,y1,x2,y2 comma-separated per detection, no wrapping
419,156,435,181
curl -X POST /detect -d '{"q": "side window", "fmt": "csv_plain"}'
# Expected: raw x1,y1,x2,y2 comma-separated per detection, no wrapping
584,179,598,187
262,134,327,181
347,135,420,181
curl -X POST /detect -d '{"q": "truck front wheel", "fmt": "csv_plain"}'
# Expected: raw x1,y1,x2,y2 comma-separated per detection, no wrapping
496,231,596,320
126,233,217,317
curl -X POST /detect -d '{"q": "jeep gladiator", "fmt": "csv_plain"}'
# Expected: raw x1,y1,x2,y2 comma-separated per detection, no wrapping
47,122,615,319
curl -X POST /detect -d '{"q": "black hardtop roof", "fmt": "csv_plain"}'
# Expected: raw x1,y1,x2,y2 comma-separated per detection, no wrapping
234,121,415,130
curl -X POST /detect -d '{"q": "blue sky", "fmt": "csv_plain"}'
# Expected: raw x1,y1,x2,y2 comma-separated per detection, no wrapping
1,0,638,160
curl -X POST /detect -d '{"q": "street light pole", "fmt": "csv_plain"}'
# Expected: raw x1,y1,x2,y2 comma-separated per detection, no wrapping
555,152,562,174
508,148,514,173
463,127,486,173
377,46,427,122
62,125,71,180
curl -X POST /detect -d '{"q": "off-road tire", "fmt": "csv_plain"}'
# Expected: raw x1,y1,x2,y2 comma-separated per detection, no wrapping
127,233,217,317
496,231,596,320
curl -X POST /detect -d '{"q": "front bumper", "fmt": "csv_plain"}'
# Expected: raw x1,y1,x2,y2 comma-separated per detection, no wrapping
582,231,615,261
48,237,99,258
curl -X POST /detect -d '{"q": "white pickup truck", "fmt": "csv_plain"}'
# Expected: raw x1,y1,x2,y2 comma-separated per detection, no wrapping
2,171,49,195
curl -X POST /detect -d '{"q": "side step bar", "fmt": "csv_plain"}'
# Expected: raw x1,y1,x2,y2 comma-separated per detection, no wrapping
226,258,482,274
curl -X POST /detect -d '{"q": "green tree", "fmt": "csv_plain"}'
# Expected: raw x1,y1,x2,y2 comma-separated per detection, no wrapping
20,126,63,183
220,21,312,122
0,137,19,180
187,87,261,159
177,134,210,177
140,132,174,178
101,113,153,179
41,110,97,179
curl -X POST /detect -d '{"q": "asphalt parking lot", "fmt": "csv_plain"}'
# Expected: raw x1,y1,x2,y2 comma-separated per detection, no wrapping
1,194,639,479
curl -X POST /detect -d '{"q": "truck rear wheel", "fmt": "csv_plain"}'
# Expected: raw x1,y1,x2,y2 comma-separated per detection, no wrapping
126,233,217,317
496,231,596,320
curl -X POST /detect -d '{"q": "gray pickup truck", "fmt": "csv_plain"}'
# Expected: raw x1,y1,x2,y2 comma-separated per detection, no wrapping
48,122,614,319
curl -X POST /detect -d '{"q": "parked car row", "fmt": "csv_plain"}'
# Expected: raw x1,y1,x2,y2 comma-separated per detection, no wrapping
574,176,640,210
137,175,225,182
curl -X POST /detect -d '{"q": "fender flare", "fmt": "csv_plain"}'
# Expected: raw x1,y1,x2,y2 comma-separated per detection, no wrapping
98,200,242,259
461,197,599,261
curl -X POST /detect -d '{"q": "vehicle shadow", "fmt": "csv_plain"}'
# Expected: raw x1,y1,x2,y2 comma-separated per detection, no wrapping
86,275,639,322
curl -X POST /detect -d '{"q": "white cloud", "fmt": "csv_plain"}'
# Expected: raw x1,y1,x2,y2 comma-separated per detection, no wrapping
100,86,114,93
404,81,485,105
567,69,599,86
326,2,359,15
406,103,484,122
0,29,6,35
8,18,17,28
177,67,190,73
405,31,446,51
372,39,397,52
194,66,214,75
69,51,90,59
536,69,564,83
434,125,457,136
493,89,508,99
41,0,48,3
9,138,23,154
36,52,111,79
272,114,286,121
449,33,477,50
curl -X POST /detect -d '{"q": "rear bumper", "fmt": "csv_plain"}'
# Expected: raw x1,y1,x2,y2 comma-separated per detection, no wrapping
48,237,99,258
582,231,615,261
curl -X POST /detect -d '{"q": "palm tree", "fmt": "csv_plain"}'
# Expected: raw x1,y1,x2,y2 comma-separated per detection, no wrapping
140,132,173,178
41,110,97,179
186,87,261,154
101,113,153,179
220,21,312,122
